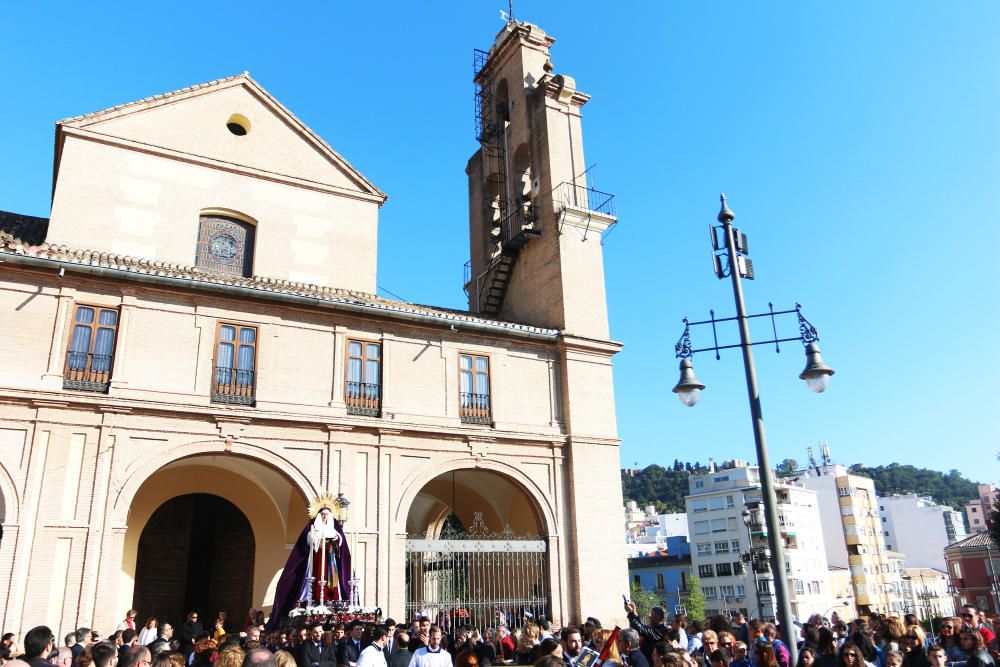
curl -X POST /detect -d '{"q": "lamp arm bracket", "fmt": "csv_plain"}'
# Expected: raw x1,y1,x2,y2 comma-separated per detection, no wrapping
673,304,821,359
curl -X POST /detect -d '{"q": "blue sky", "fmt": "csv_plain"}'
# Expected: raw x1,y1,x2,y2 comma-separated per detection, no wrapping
2,2,997,487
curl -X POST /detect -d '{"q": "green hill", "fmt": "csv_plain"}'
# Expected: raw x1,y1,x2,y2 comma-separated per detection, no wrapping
621,460,980,512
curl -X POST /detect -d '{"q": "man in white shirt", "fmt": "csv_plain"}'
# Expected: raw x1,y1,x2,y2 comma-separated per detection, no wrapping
407,627,451,667
357,627,389,667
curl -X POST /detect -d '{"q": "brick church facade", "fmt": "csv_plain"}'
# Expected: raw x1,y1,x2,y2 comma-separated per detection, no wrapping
0,20,627,638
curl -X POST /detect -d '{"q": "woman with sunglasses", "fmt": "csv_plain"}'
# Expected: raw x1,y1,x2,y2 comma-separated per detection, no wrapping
838,645,866,667
814,627,838,667
937,619,964,664
901,626,928,667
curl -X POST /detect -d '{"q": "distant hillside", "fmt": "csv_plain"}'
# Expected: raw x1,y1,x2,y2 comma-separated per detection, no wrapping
621,461,707,512
846,463,979,512
621,461,980,513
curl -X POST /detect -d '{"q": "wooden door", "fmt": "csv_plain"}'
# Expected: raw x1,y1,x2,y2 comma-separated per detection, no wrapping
209,512,255,625
134,494,255,627
134,496,195,625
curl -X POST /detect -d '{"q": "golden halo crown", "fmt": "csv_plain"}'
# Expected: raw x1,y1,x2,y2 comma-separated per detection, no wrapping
308,491,347,521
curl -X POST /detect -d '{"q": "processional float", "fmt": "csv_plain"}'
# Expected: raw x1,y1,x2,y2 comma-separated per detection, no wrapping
266,491,379,630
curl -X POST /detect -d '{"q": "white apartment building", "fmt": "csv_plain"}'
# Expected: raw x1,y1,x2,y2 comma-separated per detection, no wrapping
801,463,903,615
625,501,690,556
879,494,968,569
686,461,833,622
901,568,954,620
886,551,908,614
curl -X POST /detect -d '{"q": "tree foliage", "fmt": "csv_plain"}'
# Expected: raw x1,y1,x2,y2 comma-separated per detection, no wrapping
775,459,799,477
622,461,981,515
621,463,708,512
630,581,663,619
685,575,706,622
846,463,979,511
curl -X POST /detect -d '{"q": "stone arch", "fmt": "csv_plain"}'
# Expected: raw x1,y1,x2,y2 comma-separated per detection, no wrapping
510,142,533,203
113,440,316,618
494,79,510,122
199,208,259,227
111,438,316,524
394,457,557,539
397,458,559,628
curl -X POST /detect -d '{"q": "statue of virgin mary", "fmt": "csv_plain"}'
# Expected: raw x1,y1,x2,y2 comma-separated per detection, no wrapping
267,492,352,628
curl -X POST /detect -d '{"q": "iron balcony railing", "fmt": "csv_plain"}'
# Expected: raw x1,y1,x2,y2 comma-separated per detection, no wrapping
554,181,616,218
213,366,255,406
63,351,113,393
346,381,381,417
460,392,492,425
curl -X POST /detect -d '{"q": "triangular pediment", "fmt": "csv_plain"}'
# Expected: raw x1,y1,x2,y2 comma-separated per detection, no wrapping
58,74,385,200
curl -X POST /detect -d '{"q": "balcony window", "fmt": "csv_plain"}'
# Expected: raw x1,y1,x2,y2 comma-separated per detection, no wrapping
716,563,733,576
64,305,118,393
714,542,730,554
459,353,491,424
696,543,713,556
213,323,256,405
698,564,715,578
346,340,381,416
656,573,665,590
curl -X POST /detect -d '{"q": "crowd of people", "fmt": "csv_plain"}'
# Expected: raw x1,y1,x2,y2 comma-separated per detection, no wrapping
2,602,998,667
619,603,997,667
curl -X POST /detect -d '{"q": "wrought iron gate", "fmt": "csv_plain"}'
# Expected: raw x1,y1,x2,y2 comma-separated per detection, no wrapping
405,513,549,629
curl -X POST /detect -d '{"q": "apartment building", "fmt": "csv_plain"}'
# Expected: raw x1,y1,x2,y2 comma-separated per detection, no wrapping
879,494,968,569
686,461,832,621
966,483,997,535
900,567,954,620
801,464,904,615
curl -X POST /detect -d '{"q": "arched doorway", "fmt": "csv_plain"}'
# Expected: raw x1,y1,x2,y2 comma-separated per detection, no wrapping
404,470,550,628
119,452,310,621
134,494,254,626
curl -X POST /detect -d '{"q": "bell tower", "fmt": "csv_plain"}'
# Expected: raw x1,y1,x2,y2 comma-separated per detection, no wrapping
466,21,617,340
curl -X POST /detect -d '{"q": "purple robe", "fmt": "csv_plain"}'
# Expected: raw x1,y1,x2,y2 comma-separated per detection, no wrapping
266,518,351,630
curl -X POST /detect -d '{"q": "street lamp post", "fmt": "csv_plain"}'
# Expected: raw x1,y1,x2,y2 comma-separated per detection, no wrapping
741,507,766,620
671,195,837,667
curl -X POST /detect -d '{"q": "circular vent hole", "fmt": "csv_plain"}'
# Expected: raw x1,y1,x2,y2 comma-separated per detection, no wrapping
226,114,250,136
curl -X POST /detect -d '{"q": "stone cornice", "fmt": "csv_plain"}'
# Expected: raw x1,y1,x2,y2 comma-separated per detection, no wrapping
0,387,569,449
557,334,623,356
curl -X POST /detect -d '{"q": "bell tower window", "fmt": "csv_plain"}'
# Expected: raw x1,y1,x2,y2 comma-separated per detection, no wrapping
196,215,255,278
